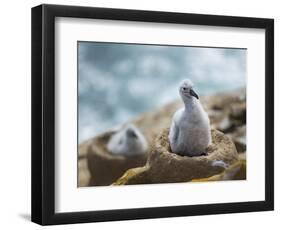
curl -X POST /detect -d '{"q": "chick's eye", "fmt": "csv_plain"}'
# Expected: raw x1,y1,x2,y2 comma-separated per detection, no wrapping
182,87,186,90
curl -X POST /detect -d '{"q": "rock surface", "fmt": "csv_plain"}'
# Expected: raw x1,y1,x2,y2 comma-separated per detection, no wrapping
200,89,246,155
114,129,239,185
191,160,246,182
78,157,91,187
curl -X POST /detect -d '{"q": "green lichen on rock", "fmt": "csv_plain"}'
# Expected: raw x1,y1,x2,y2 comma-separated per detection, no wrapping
192,160,246,182
113,166,151,185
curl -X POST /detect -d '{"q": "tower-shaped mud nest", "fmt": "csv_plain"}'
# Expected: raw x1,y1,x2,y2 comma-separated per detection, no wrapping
115,129,239,185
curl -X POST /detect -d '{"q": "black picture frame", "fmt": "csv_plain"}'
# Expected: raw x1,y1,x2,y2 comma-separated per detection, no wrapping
31,4,274,225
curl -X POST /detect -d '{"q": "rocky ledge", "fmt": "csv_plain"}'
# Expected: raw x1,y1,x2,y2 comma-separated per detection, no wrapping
79,88,246,186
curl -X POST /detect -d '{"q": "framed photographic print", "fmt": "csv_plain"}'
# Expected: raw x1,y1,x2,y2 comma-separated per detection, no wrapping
31,4,274,225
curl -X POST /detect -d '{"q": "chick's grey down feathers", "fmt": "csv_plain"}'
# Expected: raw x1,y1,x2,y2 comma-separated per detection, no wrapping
169,79,211,156
107,124,148,156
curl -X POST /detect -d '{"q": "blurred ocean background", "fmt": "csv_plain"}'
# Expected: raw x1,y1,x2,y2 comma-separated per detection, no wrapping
78,42,246,143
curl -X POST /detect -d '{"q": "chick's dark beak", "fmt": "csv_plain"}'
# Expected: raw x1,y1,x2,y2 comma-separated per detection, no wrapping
190,89,199,99
127,129,137,138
